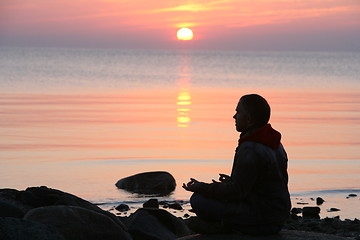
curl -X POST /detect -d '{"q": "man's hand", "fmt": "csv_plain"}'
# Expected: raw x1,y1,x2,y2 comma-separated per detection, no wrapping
182,178,202,192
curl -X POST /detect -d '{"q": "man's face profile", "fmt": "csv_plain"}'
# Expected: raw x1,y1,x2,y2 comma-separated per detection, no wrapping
233,100,251,132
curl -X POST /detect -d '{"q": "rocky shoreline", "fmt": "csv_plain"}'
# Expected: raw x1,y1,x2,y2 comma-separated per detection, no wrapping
1,186,359,240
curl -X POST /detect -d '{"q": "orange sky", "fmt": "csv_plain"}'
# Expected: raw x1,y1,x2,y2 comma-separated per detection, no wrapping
1,0,360,50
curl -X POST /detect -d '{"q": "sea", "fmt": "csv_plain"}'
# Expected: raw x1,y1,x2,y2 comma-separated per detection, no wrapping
0,47,359,219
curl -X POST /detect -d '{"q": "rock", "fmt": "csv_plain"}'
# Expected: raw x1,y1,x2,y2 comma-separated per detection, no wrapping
0,199,25,218
302,207,320,219
284,216,360,239
0,217,65,240
0,189,32,217
160,200,184,210
290,208,301,215
176,229,353,239
143,198,159,208
0,186,125,230
169,202,183,210
21,186,100,211
327,208,340,212
116,203,130,212
124,208,191,240
316,197,325,205
115,171,176,196
24,205,132,240
347,194,357,198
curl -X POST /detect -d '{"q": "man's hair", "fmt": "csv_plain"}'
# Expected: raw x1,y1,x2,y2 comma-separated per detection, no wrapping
240,94,270,127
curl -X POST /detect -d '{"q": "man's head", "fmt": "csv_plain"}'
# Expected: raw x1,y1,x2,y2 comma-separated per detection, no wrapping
233,94,270,132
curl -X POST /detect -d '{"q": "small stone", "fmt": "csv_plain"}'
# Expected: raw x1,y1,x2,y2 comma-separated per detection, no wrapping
348,194,357,198
143,198,159,208
316,197,325,205
168,202,183,210
327,208,340,212
291,207,302,215
115,204,130,212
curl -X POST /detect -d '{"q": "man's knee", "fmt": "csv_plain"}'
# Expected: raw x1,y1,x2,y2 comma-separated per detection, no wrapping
190,192,203,210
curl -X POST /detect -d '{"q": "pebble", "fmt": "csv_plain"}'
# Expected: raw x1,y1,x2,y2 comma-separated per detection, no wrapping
316,197,325,205
115,203,130,212
327,208,341,212
346,194,357,199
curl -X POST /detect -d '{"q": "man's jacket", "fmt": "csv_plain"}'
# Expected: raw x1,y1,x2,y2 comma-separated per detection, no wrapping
196,124,291,225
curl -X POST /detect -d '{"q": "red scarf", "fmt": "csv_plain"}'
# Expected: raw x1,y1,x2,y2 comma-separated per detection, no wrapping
238,124,281,149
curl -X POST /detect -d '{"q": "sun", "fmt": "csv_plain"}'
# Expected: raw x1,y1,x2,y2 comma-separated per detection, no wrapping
177,28,194,41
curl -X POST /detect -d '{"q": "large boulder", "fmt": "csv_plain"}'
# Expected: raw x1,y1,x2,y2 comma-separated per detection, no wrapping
116,171,176,195
124,208,191,240
0,189,32,217
0,186,125,230
24,205,132,240
0,199,25,218
0,217,65,240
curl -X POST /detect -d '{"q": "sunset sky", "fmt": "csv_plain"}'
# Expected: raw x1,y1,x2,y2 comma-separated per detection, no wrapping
1,0,360,51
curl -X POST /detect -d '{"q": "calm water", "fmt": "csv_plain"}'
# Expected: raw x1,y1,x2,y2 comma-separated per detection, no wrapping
1,47,359,219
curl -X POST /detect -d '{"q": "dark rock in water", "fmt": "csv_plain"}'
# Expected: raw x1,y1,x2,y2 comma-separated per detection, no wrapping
24,205,132,240
168,202,183,210
176,230,353,239
115,171,176,196
124,208,191,240
159,200,184,210
0,217,65,240
327,208,340,212
143,198,159,208
347,194,357,198
116,203,130,212
302,207,320,219
316,197,325,205
291,208,302,215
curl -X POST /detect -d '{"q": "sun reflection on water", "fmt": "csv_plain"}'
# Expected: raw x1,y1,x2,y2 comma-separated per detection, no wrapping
177,89,192,127
176,54,192,128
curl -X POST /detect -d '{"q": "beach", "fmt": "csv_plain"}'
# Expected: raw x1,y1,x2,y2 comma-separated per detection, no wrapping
1,186,359,239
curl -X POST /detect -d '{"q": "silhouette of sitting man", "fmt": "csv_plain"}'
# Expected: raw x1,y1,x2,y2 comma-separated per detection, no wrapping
183,94,291,235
